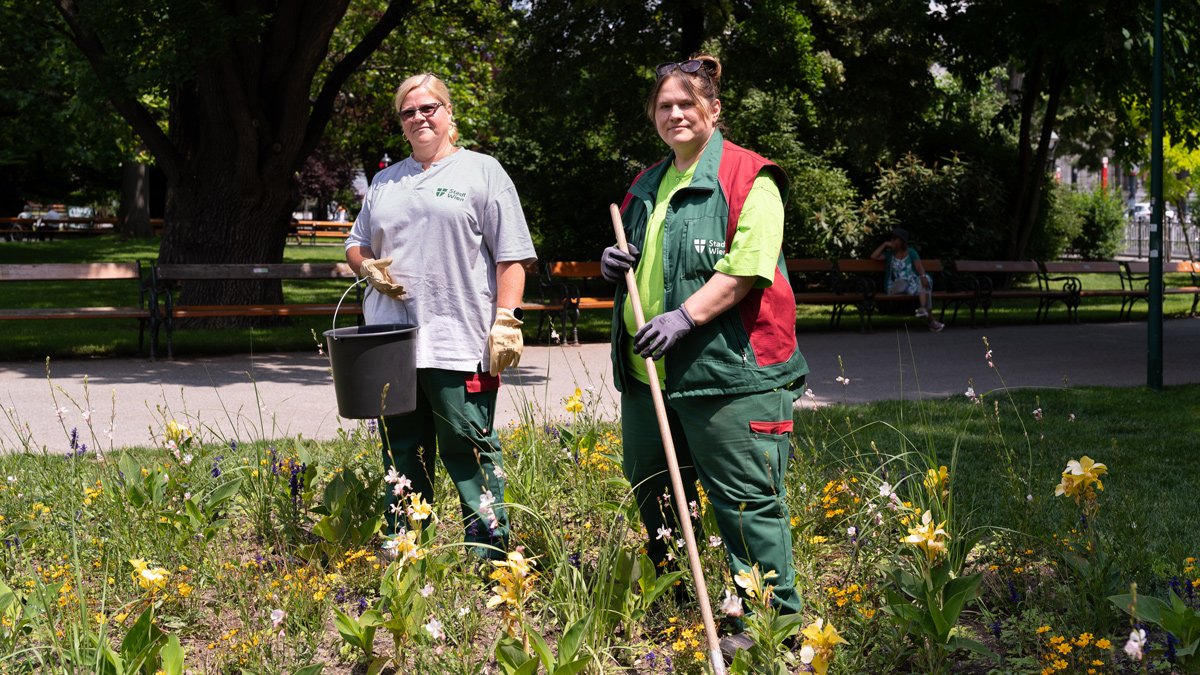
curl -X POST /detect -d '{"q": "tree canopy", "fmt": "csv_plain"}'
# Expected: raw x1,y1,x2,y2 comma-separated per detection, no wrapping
4,0,1200,275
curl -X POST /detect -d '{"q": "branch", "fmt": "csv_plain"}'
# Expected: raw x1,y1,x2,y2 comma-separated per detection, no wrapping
300,0,413,161
51,0,182,180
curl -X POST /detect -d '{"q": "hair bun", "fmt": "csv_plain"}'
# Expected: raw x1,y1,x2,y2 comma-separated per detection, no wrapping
694,54,722,85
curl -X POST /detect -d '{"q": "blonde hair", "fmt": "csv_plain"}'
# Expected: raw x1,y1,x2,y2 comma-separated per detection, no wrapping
394,73,459,144
645,54,723,124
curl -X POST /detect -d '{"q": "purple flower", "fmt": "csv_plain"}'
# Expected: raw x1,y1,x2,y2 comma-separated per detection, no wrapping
211,455,224,478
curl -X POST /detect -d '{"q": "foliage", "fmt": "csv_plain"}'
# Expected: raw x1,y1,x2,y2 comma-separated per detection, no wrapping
1068,187,1127,260
864,153,1006,260
1111,586,1200,669
1034,182,1085,262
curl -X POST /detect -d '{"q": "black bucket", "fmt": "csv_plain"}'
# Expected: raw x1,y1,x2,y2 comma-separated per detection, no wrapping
324,323,419,419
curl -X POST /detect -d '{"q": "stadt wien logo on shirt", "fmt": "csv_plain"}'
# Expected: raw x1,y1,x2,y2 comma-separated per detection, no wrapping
693,238,724,255
434,187,467,202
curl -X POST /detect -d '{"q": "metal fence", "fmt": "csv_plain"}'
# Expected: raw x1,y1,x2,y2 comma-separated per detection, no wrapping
1119,218,1200,260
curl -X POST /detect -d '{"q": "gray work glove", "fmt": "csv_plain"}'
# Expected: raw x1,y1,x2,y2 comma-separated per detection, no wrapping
633,305,695,359
600,243,639,283
360,257,407,300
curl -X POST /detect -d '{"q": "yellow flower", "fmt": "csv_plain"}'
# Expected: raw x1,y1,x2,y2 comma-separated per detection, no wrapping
799,618,849,675
408,493,433,522
164,420,191,446
924,465,949,497
733,566,779,601
901,510,950,563
1054,456,1107,502
130,558,170,592
1036,625,1052,634
564,388,584,414
1095,638,1112,649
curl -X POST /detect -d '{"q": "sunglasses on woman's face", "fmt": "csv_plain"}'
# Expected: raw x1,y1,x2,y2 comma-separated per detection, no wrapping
399,101,444,121
655,60,706,78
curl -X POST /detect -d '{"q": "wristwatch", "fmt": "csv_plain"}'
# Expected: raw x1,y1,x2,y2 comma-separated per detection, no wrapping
504,307,524,320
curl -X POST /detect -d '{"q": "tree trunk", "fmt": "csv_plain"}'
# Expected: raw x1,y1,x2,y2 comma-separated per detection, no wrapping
1006,51,1043,259
1016,60,1068,258
117,160,152,238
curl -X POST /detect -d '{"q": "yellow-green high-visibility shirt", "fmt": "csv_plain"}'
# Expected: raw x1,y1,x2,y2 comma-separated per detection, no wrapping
624,166,785,386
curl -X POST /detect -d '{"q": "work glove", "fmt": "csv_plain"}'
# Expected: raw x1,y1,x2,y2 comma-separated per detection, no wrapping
360,257,407,300
633,305,695,360
600,243,640,283
488,307,524,376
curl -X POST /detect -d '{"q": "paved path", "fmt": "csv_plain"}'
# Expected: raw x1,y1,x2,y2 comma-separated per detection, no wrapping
2,319,1198,453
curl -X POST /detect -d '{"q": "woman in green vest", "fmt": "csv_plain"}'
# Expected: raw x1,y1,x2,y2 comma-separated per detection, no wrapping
600,54,808,660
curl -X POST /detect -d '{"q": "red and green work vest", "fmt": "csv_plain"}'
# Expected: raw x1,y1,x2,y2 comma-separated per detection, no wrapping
611,130,809,399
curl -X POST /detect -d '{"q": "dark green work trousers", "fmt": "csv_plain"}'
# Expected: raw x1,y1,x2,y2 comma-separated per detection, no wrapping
381,368,508,559
621,379,800,615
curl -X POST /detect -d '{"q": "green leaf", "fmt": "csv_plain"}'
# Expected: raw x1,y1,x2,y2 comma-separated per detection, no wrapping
557,617,588,662
204,477,243,515
120,605,165,663
1110,593,1169,623
159,634,184,675
365,657,390,675
941,573,983,628
292,665,324,675
947,635,995,660
553,657,592,675
526,626,554,669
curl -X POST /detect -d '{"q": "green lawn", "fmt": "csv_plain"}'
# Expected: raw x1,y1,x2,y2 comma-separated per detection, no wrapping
2,236,1196,359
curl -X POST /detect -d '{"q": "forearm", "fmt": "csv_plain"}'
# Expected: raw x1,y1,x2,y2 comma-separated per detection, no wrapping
496,261,526,310
680,272,756,325
870,243,888,260
346,246,374,275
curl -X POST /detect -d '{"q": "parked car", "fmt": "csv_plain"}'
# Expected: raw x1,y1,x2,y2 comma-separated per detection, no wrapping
1128,202,1177,223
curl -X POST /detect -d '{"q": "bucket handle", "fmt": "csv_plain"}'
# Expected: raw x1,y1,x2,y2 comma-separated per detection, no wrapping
331,277,410,334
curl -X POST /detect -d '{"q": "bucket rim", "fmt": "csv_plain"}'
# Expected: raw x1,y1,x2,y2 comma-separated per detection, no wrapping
323,323,418,340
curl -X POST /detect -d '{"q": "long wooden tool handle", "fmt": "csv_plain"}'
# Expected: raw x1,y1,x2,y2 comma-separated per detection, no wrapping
609,203,726,674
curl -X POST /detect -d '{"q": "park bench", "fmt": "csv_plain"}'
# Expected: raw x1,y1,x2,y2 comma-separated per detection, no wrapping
542,261,616,344
151,263,363,358
831,259,980,331
786,258,869,330
519,262,573,344
291,220,354,245
0,262,151,353
950,260,1075,325
1120,260,1200,317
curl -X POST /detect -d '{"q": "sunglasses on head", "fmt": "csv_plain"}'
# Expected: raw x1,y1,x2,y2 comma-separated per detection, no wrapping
399,101,444,121
655,60,710,79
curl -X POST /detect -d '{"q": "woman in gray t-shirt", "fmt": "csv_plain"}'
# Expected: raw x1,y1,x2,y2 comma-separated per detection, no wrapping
345,73,536,559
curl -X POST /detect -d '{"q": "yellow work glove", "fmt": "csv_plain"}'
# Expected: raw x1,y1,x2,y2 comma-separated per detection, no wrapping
360,257,407,300
487,307,524,376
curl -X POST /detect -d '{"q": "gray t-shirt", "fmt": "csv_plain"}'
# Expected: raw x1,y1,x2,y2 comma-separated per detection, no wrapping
346,149,536,371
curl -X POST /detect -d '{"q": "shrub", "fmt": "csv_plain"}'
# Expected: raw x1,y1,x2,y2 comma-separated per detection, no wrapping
866,153,1006,260
1068,187,1126,260
1029,182,1083,262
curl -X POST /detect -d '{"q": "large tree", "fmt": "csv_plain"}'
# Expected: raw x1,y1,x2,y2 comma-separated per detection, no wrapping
939,0,1200,259
50,0,411,307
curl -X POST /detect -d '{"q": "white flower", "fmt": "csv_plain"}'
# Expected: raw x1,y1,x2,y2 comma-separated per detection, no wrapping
1032,407,1044,421
655,526,672,541
270,609,286,629
384,467,401,484
1124,628,1147,661
689,500,701,520
719,589,744,617
1026,494,1033,502
181,454,193,467
878,482,893,498
81,409,93,423
478,490,496,510
847,526,858,539
835,376,850,386
54,406,68,420
708,535,723,548
800,644,816,665
424,617,445,641
493,466,507,479
964,386,976,399
419,583,435,598
1068,413,1076,422
6,476,14,484
805,387,816,400
675,538,685,550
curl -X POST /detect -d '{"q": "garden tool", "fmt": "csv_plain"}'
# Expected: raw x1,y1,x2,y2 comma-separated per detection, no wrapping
360,257,407,300
608,203,727,675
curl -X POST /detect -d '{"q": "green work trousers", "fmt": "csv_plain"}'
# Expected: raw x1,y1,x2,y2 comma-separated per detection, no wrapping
621,380,800,615
381,368,508,559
